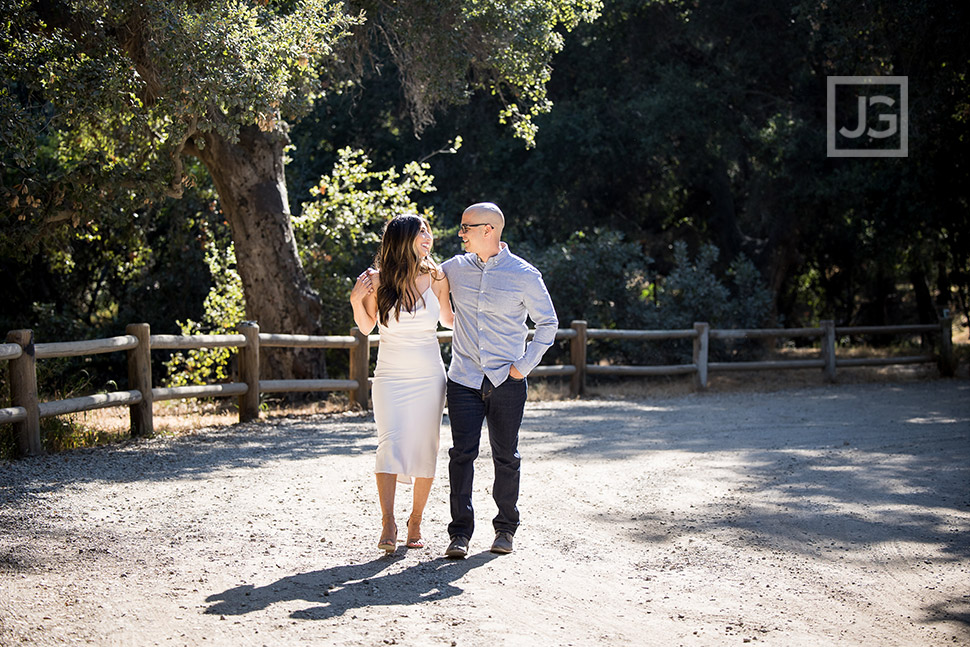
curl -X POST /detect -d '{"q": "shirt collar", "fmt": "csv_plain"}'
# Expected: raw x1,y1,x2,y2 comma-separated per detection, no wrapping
473,242,510,269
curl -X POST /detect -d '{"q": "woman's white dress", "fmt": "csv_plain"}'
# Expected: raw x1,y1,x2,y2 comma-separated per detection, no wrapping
372,284,446,484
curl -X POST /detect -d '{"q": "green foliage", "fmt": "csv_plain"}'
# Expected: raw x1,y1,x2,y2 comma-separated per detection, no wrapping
294,146,441,333
163,239,245,387
2,0,606,391
460,0,603,144
0,358,128,459
659,242,732,329
535,229,652,329
40,415,127,454
647,241,774,363
726,254,775,330
160,145,443,385
532,230,774,366
1,0,601,256
2,0,966,407
0,172,219,400
355,0,602,146
0,0,361,256
655,241,772,328
400,0,968,330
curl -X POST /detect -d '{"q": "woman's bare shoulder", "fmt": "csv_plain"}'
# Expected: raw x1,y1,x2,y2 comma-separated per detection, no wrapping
431,269,450,296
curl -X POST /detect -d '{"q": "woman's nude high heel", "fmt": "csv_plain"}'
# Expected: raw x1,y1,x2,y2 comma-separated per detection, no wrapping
378,515,397,553
406,515,424,549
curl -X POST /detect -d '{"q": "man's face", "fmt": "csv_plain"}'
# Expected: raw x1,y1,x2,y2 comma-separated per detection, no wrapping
458,216,492,255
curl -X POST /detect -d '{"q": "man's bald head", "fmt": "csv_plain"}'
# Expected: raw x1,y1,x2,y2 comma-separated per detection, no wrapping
462,202,505,235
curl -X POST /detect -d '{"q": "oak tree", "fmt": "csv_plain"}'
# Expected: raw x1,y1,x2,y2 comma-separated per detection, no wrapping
0,0,600,377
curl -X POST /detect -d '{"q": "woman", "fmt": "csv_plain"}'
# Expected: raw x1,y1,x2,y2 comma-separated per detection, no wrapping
350,214,453,552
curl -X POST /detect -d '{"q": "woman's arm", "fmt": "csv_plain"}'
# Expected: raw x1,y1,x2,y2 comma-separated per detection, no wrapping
350,268,379,334
433,272,454,329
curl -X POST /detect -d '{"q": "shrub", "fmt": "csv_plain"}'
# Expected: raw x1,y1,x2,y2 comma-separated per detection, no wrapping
536,235,774,367
536,229,652,329
294,147,439,336
163,241,245,387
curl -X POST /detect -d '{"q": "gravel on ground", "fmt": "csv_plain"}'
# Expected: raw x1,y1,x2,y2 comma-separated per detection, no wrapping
1,379,968,646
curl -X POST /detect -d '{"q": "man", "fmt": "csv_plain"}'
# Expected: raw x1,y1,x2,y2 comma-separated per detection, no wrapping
440,202,558,557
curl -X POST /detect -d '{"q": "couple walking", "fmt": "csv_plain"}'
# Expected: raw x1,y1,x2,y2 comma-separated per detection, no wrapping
350,202,558,558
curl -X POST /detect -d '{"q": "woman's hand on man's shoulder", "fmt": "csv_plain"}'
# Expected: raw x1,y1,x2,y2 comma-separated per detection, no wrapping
365,267,380,286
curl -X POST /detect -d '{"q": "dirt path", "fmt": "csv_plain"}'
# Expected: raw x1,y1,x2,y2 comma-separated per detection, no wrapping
1,380,968,646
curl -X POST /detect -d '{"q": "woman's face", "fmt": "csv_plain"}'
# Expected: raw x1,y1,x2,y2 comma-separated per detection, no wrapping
413,222,434,258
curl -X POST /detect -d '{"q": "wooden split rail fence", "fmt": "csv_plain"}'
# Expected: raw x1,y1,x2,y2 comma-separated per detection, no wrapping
1,317,956,457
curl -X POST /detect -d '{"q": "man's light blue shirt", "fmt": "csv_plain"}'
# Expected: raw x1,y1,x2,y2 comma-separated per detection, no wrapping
442,244,559,389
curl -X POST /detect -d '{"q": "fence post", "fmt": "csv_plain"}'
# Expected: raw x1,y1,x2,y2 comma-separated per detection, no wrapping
693,322,709,390
939,314,955,377
6,329,42,457
350,327,370,409
238,321,261,422
570,320,588,397
126,323,154,437
821,320,836,382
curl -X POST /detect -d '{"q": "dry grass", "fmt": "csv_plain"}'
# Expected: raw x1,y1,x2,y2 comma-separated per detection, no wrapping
528,361,950,402
70,393,354,441
530,323,969,402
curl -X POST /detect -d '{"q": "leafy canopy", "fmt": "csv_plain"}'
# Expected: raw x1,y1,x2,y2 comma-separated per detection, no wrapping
1,0,359,255
294,146,442,333
1,0,602,257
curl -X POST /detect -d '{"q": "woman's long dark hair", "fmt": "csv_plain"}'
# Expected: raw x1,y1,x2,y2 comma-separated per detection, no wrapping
375,214,438,326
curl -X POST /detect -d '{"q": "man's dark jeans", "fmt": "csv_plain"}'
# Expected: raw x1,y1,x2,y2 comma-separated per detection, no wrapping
446,376,527,540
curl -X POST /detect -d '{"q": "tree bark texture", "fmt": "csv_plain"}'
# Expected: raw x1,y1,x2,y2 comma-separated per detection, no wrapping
759,213,802,324
191,125,325,381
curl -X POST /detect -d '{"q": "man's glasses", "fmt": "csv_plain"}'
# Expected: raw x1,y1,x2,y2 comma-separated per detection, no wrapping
459,223,492,234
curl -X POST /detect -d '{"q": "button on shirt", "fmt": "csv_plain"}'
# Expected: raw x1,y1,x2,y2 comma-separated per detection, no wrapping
442,244,559,389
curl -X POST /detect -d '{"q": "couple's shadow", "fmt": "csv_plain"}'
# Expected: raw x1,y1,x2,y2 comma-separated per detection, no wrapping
204,550,497,620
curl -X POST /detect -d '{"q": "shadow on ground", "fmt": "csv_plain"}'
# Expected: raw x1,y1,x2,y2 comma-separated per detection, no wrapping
523,380,970,632
204,551,497,620
0,411,378,501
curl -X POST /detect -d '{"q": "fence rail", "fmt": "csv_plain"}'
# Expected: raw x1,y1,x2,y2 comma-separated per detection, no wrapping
2,317,956,457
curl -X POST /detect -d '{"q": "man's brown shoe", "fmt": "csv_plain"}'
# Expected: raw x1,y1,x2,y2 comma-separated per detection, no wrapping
490,531,513,554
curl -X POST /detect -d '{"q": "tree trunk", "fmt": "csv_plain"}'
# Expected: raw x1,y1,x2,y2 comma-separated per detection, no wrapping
909,265,936,324
909,265,935,350
190,125,325,381
751,205,803,325
705,159,743,262
935,260,951,312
